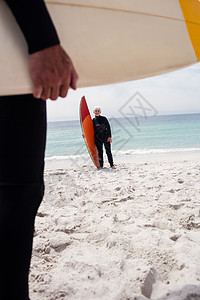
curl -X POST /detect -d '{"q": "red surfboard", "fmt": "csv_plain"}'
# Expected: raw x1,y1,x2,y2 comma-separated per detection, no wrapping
80,96,100,168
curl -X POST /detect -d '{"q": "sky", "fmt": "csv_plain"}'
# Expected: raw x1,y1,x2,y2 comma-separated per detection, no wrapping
47,63,200,122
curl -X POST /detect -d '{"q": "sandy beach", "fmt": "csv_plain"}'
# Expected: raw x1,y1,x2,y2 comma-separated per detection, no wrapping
29,152,200,300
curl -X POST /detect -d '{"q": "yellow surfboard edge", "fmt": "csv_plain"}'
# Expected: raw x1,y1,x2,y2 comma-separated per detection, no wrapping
179,0,200,61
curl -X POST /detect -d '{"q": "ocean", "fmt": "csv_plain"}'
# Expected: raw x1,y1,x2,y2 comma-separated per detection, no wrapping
45,113,200,163
45,113,200,162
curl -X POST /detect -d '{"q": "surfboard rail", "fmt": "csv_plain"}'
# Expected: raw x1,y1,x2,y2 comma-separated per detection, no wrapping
80,96,100,168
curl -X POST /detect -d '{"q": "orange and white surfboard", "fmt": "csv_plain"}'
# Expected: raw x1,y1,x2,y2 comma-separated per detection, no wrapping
80,96,100,169
0,0,200,95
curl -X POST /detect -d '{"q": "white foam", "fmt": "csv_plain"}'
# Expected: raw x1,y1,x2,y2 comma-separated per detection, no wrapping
45,148,200,162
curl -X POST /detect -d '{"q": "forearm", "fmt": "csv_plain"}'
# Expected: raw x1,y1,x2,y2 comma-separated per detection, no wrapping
5,0,60,54
5,0,78,100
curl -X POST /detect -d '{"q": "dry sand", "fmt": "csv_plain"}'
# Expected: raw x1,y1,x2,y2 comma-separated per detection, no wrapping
29,152,200,300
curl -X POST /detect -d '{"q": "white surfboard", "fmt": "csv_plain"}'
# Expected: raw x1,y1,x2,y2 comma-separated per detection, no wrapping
0,0,200,96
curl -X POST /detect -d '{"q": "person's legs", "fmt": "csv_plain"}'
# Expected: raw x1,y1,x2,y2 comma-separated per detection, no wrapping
95,139,103,168
104,141,114,167
0,94,46,300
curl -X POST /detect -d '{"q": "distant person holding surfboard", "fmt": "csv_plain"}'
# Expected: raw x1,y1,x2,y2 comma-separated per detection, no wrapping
93,107,116,169
0,1,78,300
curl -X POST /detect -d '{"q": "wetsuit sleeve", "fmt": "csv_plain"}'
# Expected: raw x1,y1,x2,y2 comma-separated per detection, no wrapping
105,118,112,138
5,0,60,54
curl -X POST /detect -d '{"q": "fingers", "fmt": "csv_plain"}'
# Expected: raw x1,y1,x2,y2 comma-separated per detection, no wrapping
33,85,43,99
51,85,60,101
33,85,51,101
70,68,79,90
51,67,78,99
41,86,51,101
33,83,68,101
60,83,69,98
29,45,78,101
60,68,78,98
33,70,77,101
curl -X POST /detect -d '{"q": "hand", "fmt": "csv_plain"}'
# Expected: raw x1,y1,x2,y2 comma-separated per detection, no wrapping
107,137,112,144
29,45,78,101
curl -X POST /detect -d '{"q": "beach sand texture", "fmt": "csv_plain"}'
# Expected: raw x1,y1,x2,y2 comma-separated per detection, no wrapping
30,154,200,300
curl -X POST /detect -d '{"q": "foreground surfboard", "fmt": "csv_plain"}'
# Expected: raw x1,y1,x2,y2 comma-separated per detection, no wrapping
80,96,100,169
0,0,200,95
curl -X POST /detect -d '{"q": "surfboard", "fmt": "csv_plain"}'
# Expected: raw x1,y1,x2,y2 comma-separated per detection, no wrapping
80,96,100,169
1,0,200,95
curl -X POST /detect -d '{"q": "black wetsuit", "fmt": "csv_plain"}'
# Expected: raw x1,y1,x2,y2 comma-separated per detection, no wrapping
5,0,60,54
93,116,114,168
0,1,59,299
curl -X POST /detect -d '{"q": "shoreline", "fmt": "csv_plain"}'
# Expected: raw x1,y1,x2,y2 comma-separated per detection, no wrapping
45,150,200,170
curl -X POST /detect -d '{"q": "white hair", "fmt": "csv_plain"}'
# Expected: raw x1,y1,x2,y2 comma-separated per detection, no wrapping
94,106,101,111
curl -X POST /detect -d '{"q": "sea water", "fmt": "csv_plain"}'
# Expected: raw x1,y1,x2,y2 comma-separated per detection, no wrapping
45,113,200,162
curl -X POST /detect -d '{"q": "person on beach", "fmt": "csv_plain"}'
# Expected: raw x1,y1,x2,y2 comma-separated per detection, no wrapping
0,1,78,300
93,107,115,169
